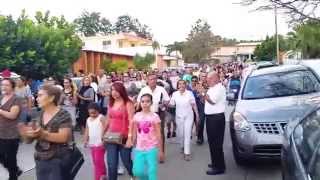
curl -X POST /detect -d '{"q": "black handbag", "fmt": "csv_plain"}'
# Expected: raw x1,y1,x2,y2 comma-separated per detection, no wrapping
60,144,84,180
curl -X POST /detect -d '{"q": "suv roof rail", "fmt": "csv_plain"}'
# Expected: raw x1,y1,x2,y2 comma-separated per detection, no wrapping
255,61,278,70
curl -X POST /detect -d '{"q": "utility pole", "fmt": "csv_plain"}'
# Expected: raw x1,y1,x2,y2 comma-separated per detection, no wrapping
274,4,281,64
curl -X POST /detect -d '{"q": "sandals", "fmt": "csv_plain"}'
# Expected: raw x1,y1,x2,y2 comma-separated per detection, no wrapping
184,154,192,161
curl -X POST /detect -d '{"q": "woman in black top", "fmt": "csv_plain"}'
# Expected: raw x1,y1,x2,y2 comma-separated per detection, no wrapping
24,85,73,180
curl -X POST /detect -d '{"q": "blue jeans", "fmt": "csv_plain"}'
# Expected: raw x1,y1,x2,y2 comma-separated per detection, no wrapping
133,148,159,180
36,158,67,180
105,143,133,180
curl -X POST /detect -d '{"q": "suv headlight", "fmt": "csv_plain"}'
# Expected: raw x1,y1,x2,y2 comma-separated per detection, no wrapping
233,112,251,132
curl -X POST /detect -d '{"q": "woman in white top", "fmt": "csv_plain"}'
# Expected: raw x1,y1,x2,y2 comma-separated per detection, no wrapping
169,80,199,161
89,74,99,93
83,102,106,180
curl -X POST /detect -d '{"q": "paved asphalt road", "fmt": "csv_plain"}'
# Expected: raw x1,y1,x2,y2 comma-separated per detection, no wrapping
0,105,282,180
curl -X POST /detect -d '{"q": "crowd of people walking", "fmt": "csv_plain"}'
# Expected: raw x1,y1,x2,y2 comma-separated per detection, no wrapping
0,62,244,180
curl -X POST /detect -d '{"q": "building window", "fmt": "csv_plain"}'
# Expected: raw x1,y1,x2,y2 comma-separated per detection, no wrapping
102,40,111,49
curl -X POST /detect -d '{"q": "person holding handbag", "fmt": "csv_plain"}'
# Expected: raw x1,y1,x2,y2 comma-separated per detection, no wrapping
104,82,134,180
24,85,83,180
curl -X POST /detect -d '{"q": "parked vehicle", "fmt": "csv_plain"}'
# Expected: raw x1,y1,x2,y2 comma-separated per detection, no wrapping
226,77,241,106
228,64,320,165
282,104,320,180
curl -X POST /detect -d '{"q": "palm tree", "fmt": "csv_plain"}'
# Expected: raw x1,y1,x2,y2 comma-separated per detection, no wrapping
152,40,160,69
166,41,185,66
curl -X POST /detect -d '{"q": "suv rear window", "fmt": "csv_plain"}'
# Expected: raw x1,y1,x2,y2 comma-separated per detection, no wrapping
243,70,320,100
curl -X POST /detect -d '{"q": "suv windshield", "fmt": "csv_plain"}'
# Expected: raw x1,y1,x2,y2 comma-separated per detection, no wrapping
243,70,320,100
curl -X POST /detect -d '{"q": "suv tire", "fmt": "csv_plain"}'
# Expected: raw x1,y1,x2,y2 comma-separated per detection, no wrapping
232,143,248,166
230,127,248,166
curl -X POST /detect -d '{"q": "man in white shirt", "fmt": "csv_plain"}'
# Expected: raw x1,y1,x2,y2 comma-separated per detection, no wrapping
202,71,226,175
137,73,170,161
97,69,107,88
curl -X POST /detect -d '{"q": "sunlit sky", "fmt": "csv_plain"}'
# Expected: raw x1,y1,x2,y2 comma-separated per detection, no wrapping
1,0,290,45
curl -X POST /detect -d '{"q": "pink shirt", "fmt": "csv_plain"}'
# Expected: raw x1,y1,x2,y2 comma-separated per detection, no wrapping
108,105,129,137
133,112,161,151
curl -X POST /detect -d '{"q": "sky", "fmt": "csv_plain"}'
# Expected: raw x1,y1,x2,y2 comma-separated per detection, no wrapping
1,0,291,45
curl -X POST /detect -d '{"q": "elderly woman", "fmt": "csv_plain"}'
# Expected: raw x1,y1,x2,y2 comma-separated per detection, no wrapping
61,78,77,127
77,76,95,134
24,85,74,180
0,78,22,180
169,80,199,161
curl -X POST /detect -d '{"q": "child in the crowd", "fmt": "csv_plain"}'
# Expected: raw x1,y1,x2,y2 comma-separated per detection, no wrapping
132,93,163,180
83,102,107,180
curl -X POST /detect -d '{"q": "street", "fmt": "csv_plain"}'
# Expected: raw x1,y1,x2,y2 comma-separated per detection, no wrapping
0,106,282,180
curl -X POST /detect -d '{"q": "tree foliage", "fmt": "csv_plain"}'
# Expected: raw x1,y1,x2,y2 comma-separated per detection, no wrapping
114,15,152,39
0,10,82,79
241,0,320,24
74,10,113,36
133,53,155,70
182,19,220,63
254,35,289,61
289,20,320,58
102,58,128,73
166,41,185,56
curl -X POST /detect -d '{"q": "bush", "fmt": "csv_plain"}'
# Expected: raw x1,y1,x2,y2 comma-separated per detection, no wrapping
103,58,128,73
133,53,154,70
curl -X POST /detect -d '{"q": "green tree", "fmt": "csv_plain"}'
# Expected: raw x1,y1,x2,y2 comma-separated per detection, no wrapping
289,21,320,59
114,15,152,39
133,53,155,70
182,19,220,63
254,35,289,61
102,57,113,72
0,11,82,79
110,60,128,73
74,10,113,36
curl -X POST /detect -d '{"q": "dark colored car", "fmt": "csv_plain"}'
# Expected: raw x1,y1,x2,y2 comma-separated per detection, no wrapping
282,103,320,180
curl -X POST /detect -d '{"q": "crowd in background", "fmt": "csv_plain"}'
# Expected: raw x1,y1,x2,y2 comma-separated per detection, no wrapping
0,61,245,180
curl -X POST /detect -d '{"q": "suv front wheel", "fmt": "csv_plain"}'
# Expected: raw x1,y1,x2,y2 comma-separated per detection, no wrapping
230,127,249,166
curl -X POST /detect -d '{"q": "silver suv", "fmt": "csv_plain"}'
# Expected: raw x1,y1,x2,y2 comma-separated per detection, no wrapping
229,64,320,165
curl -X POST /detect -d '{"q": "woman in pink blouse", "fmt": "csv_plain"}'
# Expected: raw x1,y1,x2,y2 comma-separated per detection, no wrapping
104,82,135,180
